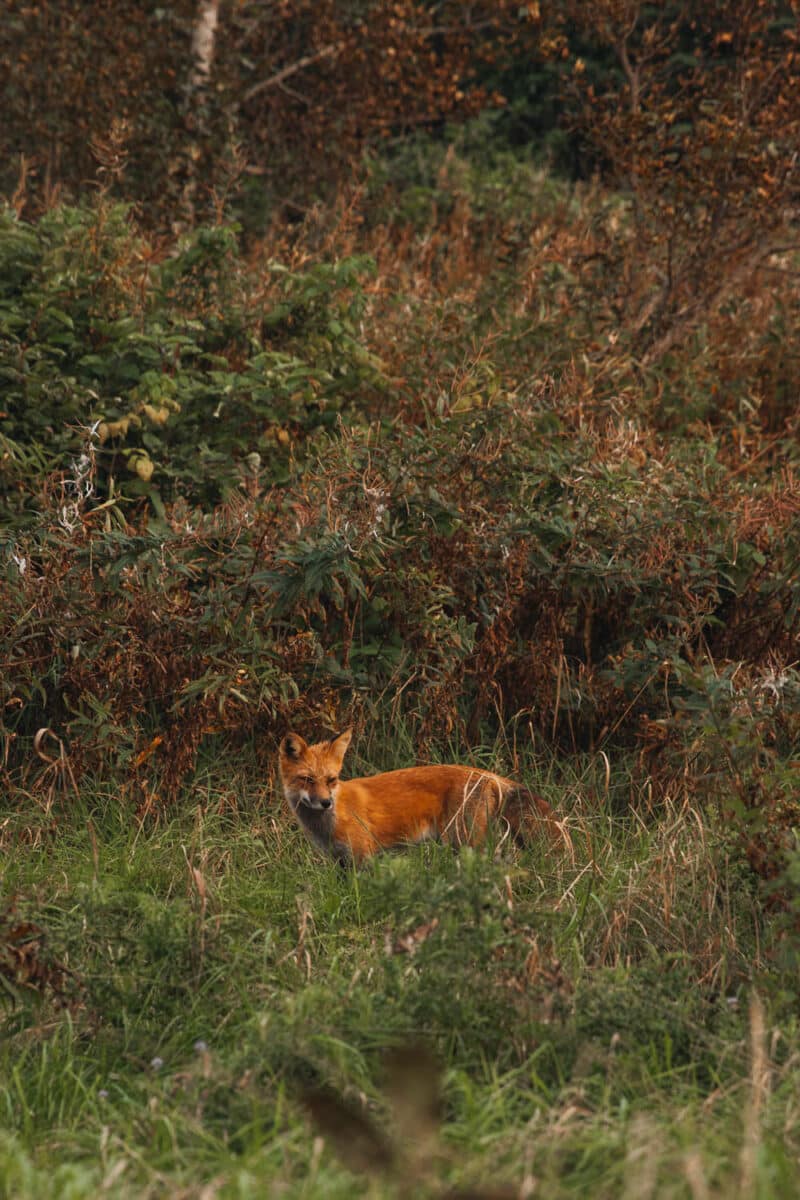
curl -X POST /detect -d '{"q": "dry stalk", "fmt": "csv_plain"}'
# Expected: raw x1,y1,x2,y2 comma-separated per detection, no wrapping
739,992,770,1198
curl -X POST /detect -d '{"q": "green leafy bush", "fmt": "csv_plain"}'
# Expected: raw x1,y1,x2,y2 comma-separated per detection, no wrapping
0,204,384,519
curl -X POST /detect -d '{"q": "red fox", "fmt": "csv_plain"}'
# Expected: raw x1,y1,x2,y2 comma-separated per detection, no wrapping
278,728,568,863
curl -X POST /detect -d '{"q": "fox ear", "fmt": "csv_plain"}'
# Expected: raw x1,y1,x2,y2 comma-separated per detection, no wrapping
281,732,307,760
328,727,353,765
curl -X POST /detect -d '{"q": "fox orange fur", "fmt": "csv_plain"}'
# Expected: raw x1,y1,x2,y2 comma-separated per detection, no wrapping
278,728,566,863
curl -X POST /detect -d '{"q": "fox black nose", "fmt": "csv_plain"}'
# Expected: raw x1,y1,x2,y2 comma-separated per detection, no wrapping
320,797,333,810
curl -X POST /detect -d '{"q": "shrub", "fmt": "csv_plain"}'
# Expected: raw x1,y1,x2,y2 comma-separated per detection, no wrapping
0,203,384,520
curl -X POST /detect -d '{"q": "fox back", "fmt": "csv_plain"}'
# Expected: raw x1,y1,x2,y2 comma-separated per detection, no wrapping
278,728,566,863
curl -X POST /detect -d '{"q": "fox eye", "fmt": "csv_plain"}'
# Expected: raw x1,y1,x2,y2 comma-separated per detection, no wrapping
326,776,338,786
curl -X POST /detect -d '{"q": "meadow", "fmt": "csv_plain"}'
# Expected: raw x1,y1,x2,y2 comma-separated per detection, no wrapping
3,734,797,1199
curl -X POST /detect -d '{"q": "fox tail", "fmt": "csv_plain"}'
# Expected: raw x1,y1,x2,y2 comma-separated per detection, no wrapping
504,786,574,859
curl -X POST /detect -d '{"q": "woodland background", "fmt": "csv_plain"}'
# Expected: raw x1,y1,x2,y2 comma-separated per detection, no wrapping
1,3,800,1197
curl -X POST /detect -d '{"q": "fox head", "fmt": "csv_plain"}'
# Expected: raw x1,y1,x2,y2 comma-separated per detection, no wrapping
278,728,353,816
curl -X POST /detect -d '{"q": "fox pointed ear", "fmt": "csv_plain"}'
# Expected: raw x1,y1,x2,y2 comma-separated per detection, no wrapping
281,732,307,760
328,727,353,767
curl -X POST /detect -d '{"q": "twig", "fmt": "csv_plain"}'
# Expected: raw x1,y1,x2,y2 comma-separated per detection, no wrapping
242,43,341,105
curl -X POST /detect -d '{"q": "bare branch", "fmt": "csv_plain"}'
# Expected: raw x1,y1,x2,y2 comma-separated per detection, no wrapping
242,43,341,105
616,37,640,113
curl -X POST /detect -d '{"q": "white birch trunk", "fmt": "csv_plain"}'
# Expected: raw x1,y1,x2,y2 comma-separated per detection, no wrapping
190,0,220,91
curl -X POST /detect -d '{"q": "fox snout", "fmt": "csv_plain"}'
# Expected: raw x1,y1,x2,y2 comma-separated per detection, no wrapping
296,788,334,812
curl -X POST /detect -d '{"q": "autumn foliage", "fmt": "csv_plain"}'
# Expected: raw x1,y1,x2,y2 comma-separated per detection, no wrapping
555,0,800,361
1,0,539,225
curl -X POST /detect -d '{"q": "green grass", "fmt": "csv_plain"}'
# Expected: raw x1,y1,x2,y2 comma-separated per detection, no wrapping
1,744,796,1199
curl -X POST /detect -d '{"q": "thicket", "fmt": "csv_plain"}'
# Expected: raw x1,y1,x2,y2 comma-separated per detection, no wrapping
7,2,797,233
0,0,543,230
